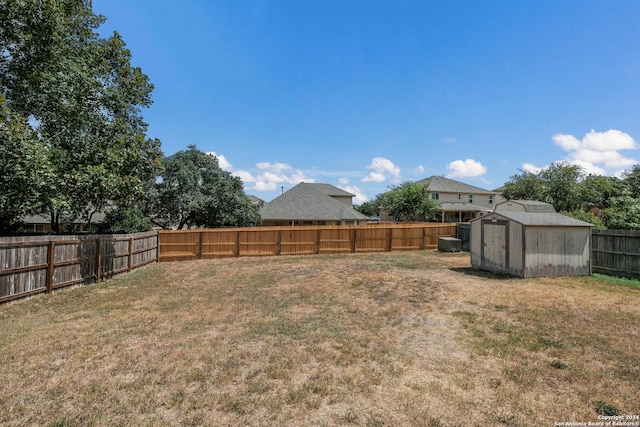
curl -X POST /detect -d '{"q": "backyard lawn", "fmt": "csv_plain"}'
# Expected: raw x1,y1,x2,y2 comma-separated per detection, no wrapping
1,251,638,426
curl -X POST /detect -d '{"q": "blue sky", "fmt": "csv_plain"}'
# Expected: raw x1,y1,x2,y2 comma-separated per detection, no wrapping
94,0,640,203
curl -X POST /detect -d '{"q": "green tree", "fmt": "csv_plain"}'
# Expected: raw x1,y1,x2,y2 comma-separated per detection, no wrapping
0,96,54,233
502,163,584,212
538,162,585,212
561,209,606,229
501,170,544,202
380,182,439,222
152,146,260,229
354,195,383,218
0,0,162,232
98,206,152,234
579,175,627,210
601,196,640,230
621,164,640,198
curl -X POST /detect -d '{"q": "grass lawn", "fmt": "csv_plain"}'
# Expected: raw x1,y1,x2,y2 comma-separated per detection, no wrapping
1,251,639,426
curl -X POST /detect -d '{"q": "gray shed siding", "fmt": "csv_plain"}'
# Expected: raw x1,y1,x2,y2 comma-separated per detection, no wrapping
470,213,591,278
523,226,591,277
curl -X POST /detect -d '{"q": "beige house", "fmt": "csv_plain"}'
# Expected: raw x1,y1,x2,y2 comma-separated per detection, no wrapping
415,176,499,222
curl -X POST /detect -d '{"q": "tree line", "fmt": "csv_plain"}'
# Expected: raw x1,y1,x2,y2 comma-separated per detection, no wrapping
1,1,257,234
2,2,639,234
357,163,640,230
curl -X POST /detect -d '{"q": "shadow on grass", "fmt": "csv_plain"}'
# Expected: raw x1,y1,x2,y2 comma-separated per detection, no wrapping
449,267,517,281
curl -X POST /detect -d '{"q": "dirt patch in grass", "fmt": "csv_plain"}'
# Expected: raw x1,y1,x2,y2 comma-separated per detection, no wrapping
1,251,639,426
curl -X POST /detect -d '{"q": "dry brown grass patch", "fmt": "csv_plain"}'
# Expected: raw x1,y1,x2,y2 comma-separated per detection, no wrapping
1,251,638,426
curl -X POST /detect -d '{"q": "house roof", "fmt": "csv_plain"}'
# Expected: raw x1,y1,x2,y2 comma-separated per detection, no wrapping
439,202,494,212
415,176,496,195
260,183,368,221
472,212,592,227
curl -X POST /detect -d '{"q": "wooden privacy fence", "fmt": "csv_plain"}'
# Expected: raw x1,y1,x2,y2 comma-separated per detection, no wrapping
0,231,158,304
159,223,458,262
592,229,640,278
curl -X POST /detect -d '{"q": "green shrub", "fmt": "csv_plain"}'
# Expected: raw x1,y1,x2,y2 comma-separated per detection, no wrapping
99,207,152,234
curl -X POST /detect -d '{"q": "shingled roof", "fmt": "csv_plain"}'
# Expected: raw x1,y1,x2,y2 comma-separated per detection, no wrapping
415,176,496,195
260,183,369,222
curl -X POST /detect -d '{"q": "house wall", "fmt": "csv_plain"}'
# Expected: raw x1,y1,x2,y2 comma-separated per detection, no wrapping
432,192,496,210
523,226,591,278
331,196,355,207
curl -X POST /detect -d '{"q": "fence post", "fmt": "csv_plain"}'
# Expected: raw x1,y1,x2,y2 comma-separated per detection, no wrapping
387,227,393,252
96,238,102,282
421,226,426,250
197,231,203,259
46,240,55,293
351,228,357,253
316,228,322,254
128,237,134,271
155,232,160,263
277,229,282,255
235,230,241,257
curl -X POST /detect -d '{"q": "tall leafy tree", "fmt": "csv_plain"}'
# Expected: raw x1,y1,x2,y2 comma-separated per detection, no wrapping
0,0,162,232
601,196,640,230
579,174,627,210
380,181,439,222
0,95,53,233
501,170,544,202
152,146,260,229
502,163,584,212
621,164,640,198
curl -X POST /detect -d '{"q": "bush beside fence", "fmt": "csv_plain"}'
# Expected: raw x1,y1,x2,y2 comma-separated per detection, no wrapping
0,231,158,304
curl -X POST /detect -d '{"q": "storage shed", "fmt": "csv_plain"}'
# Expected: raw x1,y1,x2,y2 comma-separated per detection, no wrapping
470,211,592,278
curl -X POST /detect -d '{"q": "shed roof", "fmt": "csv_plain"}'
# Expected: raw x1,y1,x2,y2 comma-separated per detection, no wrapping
260,183,368,221
495,200,556,213
476,212,593,227
415,176,496,195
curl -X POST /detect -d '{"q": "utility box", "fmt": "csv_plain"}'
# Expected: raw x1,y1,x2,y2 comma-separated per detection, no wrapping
438,237,461,252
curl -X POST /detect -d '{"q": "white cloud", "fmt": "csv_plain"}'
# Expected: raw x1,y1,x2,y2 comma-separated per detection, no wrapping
339,185,368,204
413,165,425,175
206,151,233,171
256,161,291,172
446,159,487,179
362,171,386,183
244,162,315,192
233,170,256,182
361,157,401,183
552,129,638,175
522,162,545,174
339,177,349,185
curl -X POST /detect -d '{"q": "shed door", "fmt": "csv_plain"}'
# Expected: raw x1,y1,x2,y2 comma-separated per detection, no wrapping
481,220,509,273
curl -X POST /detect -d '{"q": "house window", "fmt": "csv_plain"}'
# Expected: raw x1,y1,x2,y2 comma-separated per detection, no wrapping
489,195,494,204
431,193,439,200
468,194,473,203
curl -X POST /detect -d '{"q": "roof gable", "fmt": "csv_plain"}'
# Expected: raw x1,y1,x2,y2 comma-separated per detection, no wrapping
260,183,368,221
415,176,495,195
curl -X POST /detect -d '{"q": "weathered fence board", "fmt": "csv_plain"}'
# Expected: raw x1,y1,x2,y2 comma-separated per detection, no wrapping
592,229,640,278
0,231,158,304
158,224,459,262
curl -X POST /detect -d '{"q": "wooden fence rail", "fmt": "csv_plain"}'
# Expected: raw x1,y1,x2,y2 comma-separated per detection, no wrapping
592,229,640,278
159,223,459,262
0,231,158,304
